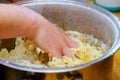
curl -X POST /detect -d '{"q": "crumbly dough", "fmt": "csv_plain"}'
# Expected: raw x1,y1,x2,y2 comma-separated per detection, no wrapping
0,30,108,68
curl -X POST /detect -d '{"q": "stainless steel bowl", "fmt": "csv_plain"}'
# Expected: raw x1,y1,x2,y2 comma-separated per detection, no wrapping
0,1,120,80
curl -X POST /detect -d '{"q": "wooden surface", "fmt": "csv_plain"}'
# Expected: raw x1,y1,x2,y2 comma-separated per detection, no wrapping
112,7,120,80
112,50,120,80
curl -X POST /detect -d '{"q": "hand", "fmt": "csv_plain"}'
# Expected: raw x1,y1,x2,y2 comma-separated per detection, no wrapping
0,4,78,58
29,15,79,58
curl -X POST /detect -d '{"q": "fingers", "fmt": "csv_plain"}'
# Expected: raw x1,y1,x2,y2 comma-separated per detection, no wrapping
57,28,79,48
51,27,76,58
65,36,79,48
62,47,74,58
30,18,78,58
48,49,62,59
45,27,78,58
48,47,74,59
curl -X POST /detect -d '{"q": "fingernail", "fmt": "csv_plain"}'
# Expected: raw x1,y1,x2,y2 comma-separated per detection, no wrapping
74,41,79,48
70,38,79,48
62,48,74,58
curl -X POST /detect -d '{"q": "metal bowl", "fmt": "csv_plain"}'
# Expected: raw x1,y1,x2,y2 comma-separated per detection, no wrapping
0,1,120,74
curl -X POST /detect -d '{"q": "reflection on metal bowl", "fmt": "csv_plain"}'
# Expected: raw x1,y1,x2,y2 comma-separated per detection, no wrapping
0,1,120,80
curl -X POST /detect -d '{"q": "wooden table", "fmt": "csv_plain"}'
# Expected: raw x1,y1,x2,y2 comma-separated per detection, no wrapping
112,12,120,79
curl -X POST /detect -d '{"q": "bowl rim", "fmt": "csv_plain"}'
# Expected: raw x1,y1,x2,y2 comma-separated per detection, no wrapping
0,1,120,73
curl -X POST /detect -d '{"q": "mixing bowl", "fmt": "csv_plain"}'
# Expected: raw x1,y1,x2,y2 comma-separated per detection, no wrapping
0,1,120,80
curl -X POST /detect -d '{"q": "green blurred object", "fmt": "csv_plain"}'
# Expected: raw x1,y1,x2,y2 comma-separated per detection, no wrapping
94,0,120,12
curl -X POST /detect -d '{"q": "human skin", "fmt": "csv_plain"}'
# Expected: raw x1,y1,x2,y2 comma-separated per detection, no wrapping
0,4,78,58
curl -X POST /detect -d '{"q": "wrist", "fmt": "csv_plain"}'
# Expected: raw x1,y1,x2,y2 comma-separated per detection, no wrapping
24,15,40,40
15,6,42,40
